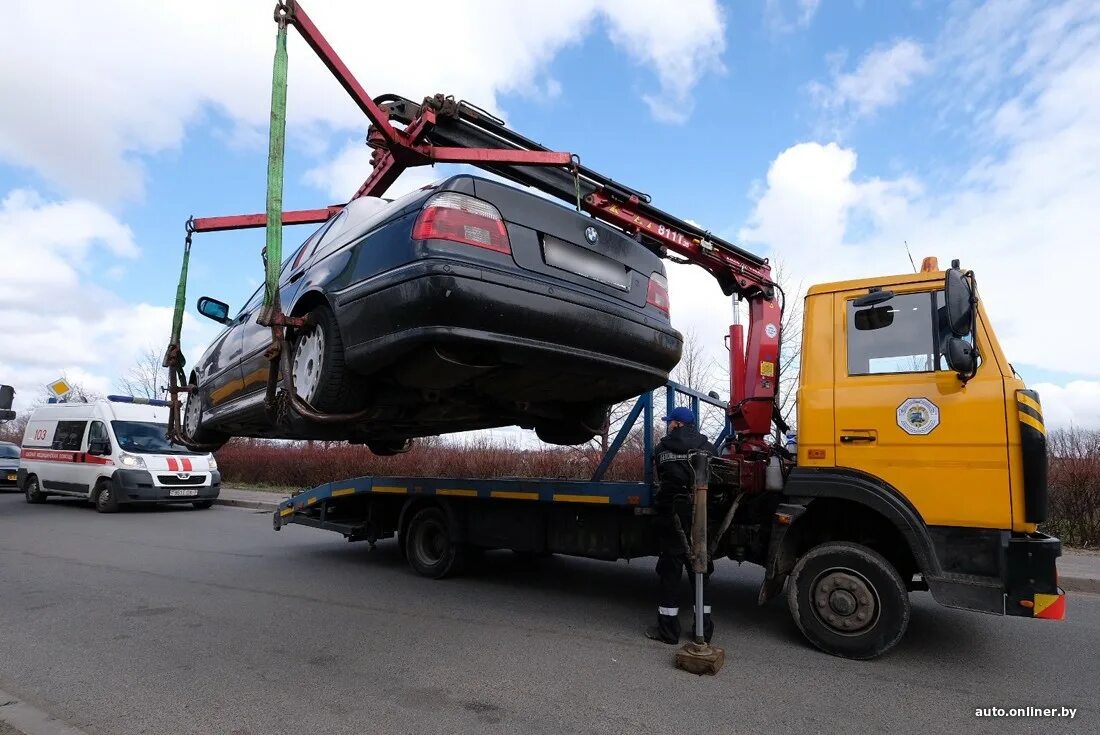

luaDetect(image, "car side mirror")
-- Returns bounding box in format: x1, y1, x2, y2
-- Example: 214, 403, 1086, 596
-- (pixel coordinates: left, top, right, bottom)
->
946, 337, 977, 377
197, 296, 231, 324
944, 265, 974, 337
88, 440, 111, 456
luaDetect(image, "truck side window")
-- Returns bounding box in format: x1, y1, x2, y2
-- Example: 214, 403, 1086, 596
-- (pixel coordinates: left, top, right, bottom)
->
52, 420, 88, 451
847, 291, 946, 375
87, 421, 110, 452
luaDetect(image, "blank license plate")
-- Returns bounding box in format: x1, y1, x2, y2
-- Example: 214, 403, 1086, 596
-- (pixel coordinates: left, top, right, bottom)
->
169, 488, 199, 497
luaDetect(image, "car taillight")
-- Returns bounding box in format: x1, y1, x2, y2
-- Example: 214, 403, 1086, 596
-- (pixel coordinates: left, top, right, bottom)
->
647, 272, 670, 314
412, 192, 511, 254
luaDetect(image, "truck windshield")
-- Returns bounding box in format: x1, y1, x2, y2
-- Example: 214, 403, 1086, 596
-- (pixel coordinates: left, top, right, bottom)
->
110, 421, 202, 455
0, 445, 19, 459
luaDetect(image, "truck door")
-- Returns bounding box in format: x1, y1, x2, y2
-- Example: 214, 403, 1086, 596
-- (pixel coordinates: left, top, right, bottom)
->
832, 285, 1011, 529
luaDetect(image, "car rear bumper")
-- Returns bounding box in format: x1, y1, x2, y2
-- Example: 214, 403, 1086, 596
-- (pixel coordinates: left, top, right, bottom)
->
337, 259, 682, 401
112, 469, 221, 504
1, 467, 18, 488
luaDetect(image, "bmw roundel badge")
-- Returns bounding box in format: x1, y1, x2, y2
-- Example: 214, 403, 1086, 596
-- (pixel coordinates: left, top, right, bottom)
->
585, 226, 599, 244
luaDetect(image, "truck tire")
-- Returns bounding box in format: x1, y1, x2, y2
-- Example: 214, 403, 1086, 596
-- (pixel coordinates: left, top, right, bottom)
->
787, 541, 910, 660
291, 304, 362, 413
404, 506, 466, 579
94, 480, 121, 514
24, 475, 46, 504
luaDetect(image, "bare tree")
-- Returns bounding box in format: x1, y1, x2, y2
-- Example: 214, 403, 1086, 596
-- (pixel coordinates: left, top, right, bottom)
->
117, 348, 168, 400
0, 412, 30, 443
773, 261, 804, 427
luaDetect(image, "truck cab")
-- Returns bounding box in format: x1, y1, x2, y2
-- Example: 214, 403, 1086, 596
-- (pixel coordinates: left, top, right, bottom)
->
768, 261, 1061, 657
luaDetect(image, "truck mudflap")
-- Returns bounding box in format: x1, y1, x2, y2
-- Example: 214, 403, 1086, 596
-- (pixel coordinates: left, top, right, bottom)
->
1005, 532, 1065, 620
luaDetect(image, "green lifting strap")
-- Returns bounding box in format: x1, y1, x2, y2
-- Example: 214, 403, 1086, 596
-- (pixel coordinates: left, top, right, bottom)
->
264, 18, 289, 311
168, 225, 192, 353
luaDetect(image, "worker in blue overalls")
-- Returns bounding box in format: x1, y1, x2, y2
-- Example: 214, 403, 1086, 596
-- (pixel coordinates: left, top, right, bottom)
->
645, 406, 715, 644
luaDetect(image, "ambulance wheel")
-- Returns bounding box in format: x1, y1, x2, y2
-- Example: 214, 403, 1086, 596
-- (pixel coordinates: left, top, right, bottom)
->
405, 507, 466, 579
787, 541, 909, 660
192, 500, 215, 510
94, 480, 121, 514
183, 381, 228, 451
24, 475, 46, 504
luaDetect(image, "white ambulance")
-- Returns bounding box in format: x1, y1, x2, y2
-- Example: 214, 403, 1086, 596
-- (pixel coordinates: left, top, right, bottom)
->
19, 395, 220, 513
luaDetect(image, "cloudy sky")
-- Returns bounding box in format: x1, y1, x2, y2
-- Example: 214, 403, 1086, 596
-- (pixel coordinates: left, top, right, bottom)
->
1, 0, 1097, 429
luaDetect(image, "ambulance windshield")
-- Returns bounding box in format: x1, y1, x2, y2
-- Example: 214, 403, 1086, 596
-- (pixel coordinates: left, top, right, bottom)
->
111, 421, 202, 455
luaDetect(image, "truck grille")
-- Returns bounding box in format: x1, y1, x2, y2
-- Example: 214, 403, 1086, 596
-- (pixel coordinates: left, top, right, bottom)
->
157, 474, 208, 487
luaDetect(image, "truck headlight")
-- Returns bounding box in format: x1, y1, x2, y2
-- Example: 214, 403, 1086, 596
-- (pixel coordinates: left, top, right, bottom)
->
208, 455, 218, 471
119, 452, 146, 469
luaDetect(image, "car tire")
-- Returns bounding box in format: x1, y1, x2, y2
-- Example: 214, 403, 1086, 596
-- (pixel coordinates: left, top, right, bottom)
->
192, 499, 215, 510
183, 381, 229, 451
24, 475, 46, 504
291, 304, 362, 413
404, 506, 467, 579
94, 480, 121, 514
367, 439, 413, 456
787, 541, 910, 660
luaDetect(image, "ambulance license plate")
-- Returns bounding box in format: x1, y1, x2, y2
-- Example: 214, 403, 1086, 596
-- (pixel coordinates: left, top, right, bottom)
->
169, 488, 199, 497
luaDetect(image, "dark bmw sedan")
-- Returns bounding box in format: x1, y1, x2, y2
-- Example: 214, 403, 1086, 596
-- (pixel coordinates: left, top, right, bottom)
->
185, 175, 682, 452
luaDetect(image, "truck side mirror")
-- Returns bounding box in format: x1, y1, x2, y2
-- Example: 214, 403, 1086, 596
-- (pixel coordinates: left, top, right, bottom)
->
197, 296, 231, 325
945, 337, 977, 376
0, 384, 13, 411
944, 266, 974, 337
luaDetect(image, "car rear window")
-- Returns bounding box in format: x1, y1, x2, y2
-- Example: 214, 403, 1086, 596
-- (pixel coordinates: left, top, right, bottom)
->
0, 444, 19, 459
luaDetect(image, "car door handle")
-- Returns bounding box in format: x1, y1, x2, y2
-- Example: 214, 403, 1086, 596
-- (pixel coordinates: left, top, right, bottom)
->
287, 271, 305, 284
840, 434, 876, 443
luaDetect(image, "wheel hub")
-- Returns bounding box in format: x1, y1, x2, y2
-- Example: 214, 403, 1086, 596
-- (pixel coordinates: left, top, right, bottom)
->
184, 393, 201, 435
293, 327, 325, 403
812, 568, 878, 634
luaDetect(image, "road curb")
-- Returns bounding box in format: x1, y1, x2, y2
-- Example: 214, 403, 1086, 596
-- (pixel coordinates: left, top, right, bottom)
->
1060, 575, 1100, 595
0, 687, 88, 735
214, 497, 278, 512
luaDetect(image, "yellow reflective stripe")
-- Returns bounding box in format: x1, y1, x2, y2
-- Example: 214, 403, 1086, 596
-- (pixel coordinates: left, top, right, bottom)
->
1033, 593, 1061, 616
373, 485, 407, 494
1018, 411, 1046, 435
279, 507, 294, 517
437, 488, 477, 497
331, 487, 356, 497
1017, 394, 1042, 414
553, 493, 610, 504
490, 490, 539, 501
307, 497, 318, 505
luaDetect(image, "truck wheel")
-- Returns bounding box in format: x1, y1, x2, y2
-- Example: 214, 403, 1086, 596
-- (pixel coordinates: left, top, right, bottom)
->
404, 507, 465, 579
291, 304, 361, 413
94, 480, 121, 514
24, 475, 46, 504
183, 382, 229, 451
787, 541, 910, 660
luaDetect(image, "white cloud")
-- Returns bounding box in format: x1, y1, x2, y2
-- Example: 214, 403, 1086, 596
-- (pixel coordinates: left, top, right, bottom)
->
1034, 382, 1100, 430
0, 189, 216, 411
0, 0, 726, 204
735, 0, 1100, 427
809, 39, 930, 121
765, 0, 822, 33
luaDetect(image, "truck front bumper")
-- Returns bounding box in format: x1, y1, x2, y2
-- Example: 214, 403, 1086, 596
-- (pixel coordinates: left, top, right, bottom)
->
1004, 532, 1065, 620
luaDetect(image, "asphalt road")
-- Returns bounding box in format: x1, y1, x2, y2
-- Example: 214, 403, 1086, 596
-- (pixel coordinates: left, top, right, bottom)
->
0, 493, 1096, 735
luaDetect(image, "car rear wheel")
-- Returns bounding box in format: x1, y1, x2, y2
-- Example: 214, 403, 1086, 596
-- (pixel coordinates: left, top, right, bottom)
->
291, 304, 361, 413
183, 382, 229, 451
24, 475, 46, 504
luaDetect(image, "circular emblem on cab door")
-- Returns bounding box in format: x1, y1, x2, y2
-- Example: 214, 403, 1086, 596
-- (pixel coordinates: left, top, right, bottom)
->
896, 398, 940, 435
585, 226, 599, 244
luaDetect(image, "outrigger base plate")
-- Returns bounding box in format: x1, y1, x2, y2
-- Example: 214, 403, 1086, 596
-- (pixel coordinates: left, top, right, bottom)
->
674, 642, 726, 676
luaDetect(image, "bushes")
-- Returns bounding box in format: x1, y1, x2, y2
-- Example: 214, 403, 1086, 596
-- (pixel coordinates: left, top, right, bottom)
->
1045, 428, 1100, 548
215, 437, 645, 489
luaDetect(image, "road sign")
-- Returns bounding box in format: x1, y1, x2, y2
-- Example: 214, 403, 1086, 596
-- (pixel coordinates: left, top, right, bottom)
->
46, 378, 72, 400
